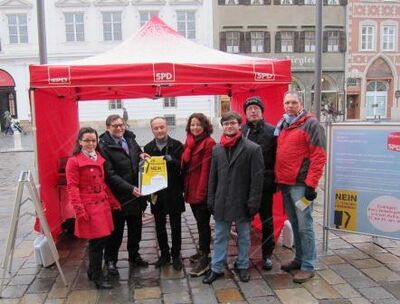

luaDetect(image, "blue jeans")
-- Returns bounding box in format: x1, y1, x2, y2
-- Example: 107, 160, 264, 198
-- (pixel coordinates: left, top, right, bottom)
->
281, 185, 316, 272
211, 219, 251, 273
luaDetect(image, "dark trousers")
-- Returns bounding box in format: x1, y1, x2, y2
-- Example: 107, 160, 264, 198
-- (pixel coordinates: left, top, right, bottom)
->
153, 212, 182, 258
104, 212, 142, 263
88, 236, 109, 279
190, 203, 211, 255
259, 191, 275, 258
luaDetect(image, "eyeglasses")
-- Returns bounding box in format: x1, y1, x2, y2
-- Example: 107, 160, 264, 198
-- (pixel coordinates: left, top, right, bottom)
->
81, 139, 97, 143
110, 123, 125, 128
222, 121, 239, 127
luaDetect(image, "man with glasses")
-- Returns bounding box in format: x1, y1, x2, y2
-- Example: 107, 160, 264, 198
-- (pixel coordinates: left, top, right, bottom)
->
203, 111, 264, 284
99, 114, 149, 276
241, 96, 277, 271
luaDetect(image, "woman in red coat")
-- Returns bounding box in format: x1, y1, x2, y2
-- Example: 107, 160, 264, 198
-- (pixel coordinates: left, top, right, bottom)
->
66, 127, 120, 289
182, 113, 216, 277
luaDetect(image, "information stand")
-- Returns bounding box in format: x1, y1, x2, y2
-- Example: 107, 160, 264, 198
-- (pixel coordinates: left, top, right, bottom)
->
0, 171, 67, 298
323, 123, 400, 251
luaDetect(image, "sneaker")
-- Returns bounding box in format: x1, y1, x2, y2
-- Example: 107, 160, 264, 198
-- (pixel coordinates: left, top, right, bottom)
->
234, 267, 250, 282
293, 270, 315, 283
280, 260, 301, 272
202, 269, 224, 284
155, 255, 170, 268
172, 257, 183, 271
130, 255, 149, 267
189, 255, 210, 277
263, 257, 273, 271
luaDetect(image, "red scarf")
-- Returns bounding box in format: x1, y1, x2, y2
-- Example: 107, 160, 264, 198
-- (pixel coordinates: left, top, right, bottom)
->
220, 132, 242, 148
182, 132, 206, 164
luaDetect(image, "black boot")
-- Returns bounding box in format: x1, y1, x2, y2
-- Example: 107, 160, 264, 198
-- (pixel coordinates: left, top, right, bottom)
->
92, 273, 113, 289
104, 261, 119, 276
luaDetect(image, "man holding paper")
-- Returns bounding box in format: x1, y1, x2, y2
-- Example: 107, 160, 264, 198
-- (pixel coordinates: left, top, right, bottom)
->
144, 117, 185, 271
274, 91, 326, 283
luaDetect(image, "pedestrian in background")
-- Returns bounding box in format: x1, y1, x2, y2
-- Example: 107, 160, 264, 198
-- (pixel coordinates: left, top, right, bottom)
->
274, 91, 326, 283
204, 111, 264, 284
182, 113, 216, 277
144, 117, 185, 271
242, 96, 277, 271
99, 114, 149, 277
122, 107, 130, 128
66, 127, 121, 289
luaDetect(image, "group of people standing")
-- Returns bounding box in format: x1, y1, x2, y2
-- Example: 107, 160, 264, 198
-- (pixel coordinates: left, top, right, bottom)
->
65, 90, 326, 289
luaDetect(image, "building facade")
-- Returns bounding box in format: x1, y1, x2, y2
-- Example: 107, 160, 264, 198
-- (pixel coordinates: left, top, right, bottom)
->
213, 0, 347, 117
346, 0, 400, 121
0, 0, 213, 127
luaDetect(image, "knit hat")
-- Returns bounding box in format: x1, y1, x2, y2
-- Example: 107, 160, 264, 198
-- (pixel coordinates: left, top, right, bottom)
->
243, 96, 264, 113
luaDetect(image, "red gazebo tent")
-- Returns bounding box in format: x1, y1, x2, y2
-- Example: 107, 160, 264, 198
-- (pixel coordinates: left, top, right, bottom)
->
29, 17, 291, 238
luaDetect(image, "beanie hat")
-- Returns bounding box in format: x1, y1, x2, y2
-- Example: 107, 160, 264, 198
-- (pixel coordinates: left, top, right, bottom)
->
243, 96, 264, 113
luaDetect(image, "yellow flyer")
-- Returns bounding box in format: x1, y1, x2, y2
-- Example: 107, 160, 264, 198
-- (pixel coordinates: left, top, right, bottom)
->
139, 156, 168, 195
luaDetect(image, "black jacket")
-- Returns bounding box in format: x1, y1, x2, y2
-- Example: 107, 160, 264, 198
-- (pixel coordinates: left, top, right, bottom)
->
144, 136, 185, 215
99, 130, 147, 215
242, 119, 276, 193
207, 137, 264, 221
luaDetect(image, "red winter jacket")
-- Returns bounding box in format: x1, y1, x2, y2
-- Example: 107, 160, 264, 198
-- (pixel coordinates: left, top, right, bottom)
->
66, 153, 120, 239
275, 113, 326, 189
182, 136, 216, 204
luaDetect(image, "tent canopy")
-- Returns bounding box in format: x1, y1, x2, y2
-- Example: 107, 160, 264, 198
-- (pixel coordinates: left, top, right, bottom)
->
29, 17, 291, 237
30, 17, 290, 101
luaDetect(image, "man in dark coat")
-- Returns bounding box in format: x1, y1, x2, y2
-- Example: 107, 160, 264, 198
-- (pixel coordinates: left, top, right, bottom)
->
99, 114, 149, 276
203, 111, 264, 284
144, 117, 185, 271
241, 96, 277, 270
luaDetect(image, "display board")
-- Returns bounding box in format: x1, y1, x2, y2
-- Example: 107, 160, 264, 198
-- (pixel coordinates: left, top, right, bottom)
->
327, 123, 400, 240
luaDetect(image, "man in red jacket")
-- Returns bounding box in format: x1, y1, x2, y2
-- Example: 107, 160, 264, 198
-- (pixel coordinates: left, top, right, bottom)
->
274, 91, 326, 283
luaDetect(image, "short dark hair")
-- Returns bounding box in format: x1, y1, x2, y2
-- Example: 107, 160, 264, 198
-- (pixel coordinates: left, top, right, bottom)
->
105, 114, 123, 127
185, 113, 213, 136
220, 111, 242, 125
72, 127, 98, 155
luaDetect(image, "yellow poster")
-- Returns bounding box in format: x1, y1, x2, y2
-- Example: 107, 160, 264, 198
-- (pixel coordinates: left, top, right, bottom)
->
139, 156, 168, 195
334, 189, 358, 231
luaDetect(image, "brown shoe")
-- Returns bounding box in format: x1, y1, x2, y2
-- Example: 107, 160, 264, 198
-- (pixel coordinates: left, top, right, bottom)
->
280, 260, 301, 272
293, 270, 315, 283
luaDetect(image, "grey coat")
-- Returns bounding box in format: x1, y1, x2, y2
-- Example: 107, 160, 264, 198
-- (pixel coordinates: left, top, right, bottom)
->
207, 137, 264, 222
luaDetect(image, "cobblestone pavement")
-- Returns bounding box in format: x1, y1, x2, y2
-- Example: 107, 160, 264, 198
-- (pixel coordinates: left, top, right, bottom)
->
0, 131, 400, 304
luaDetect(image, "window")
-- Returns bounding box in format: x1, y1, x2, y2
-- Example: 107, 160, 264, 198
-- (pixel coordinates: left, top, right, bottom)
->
304, 31, 315, 52
361, 25, 374, 51
7, 14, 28, 44
382, 25, 395, 51
109, 99, 122, 110
327, 0, 339, 4
164, 115, 176, 126
226, 32, 240, 53
177, 11, 196, 39
304, 0, 316, 4
251, 0, 263, 4
251, 32, 264, 53
225, 0, 239, 4
280, 0, 293, 4
139, 11, 158, 27
281, 31, 294, 53
64, 12, 84, 42
102, 12, 122, 41
327, 31, 339, 52
163, 97, 177, 108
